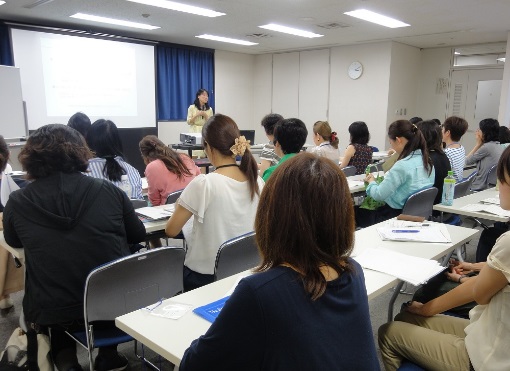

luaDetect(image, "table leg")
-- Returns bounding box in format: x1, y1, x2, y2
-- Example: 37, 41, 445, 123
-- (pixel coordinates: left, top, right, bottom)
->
388, 281, 405, 322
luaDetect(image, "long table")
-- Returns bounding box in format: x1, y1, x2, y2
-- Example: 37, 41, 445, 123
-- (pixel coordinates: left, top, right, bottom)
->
115, 221, 478, 367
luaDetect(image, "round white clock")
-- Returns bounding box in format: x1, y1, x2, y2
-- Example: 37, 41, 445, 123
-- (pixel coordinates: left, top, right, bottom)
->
348, 61, 363, 80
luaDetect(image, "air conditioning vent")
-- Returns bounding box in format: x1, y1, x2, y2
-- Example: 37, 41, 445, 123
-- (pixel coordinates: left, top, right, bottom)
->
316, 22, 351, 30
23, 0, 55, 9
245, 33, 272, 39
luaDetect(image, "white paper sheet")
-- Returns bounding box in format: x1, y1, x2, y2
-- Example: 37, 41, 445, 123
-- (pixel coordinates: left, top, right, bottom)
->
461, 203, 510, 217
136, 206, 173, 220
376, 225, 451, 243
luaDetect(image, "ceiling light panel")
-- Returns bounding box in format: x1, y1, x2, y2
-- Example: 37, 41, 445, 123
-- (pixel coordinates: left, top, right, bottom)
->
127, 0, 225, 17
344, 9, 410, 28
259, 24, 323, 38
196, 34, 258, 46
0, 1, 6, 5
70, 13, 160, 30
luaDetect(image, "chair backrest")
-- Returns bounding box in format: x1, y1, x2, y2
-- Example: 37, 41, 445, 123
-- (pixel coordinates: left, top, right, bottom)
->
454, 176, 474, 199
130, 199, 147, 209
402, 187, 438, 219
166, 189, 184, 204
341, 166, 357, 177
84, 247, 185, 323
486, 164, 497, 188
371, 146, 379, 152
214, 232, 260, 281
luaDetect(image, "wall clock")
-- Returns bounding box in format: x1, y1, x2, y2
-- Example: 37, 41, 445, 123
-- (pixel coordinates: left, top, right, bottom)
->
348, 61, 363, 80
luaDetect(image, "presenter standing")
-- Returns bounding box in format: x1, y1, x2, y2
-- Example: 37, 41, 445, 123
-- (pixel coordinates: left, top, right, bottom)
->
187, 89, 213, 158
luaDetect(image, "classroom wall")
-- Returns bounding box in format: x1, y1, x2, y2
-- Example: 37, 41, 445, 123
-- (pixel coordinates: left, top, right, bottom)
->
498, 32, 510, 126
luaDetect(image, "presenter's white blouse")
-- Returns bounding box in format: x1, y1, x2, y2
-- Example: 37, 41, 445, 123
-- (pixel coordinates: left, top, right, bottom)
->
177, 173, 264, 275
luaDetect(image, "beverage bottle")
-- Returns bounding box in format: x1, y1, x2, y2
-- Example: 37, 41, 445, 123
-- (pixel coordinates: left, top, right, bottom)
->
119, 174, 132, 198
364, 165, 371, 187
441, 170, 455, 206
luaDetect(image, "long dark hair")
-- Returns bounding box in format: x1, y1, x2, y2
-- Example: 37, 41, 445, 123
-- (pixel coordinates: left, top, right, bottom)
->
0, 135, 9, 173
139, 135, 193, 178
388, 120, 433, 175
416, 120, 444, 154
193, 88, 210, 110
202, 114, 259, 200
255, 153, 354, 300
86, 119, 125, 182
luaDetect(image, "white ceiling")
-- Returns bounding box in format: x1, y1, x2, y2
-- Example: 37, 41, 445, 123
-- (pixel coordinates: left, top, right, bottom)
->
0, 0, 509, 55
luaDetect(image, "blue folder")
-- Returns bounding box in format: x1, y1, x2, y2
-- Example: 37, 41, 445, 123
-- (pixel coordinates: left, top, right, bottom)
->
193, 296, 230, 323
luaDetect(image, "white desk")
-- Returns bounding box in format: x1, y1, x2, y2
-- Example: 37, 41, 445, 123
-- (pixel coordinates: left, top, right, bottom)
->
116, 221, 478, 367
433, 188, 507, 223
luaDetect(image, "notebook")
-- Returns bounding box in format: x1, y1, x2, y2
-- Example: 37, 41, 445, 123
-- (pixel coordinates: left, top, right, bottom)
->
193, 296, 230, 323
135, 205, 174, 220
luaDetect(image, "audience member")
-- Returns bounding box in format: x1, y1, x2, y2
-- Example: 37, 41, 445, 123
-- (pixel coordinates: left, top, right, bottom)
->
165, 114, 263, 291
67, 112, 91, 139
409, 116, 423, 125
139, 135, 200, 206
307, 121, 340, 162
180, 153, 380, 370
466, 118, 504, 190
355, 120, 434, 228
262, 118, 307, 182
339, 121, 373, 174
499, 125, 510, 148
416, 120, 451, 206
442, 116, 469, 182
378, 145, 510, 371
3, 124, 146, 371
86, 119, 143, 199
258, 113, 283, 174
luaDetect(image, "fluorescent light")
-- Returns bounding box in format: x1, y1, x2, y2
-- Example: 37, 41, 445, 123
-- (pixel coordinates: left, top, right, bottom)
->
70, 13, 160, 30
497, 57, 506, 62
0, 1, 5, 6
127, 0, 225, 17
259, 24, 323, 38
344, 9, 410, 28
196, 34, 258, 46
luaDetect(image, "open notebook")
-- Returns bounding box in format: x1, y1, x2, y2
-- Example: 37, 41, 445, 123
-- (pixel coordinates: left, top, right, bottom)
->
135, 205, 174, 220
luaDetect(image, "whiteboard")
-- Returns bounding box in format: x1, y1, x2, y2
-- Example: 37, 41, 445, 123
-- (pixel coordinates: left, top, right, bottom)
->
0, 66, 27, 139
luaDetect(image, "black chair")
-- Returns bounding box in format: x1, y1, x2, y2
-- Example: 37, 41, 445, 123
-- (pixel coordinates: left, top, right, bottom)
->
166, 189, 184, 204
130, 199, 147, 209
66, 247, 185, 370
486, 164, 497, 188
341, 166, 357, 177
402, 187, 438, 219
214, 232, 260, 281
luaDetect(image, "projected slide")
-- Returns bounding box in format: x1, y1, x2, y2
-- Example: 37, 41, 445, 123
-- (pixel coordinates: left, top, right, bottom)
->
11, 29, 156, 129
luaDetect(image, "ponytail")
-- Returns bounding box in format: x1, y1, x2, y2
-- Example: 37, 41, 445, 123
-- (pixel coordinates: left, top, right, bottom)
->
103, 156, 125, 181
239, 148, 260, 200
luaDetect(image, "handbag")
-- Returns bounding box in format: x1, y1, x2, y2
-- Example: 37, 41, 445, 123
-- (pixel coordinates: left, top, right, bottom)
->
359, 170, 385, 211
0, 327, 52, 371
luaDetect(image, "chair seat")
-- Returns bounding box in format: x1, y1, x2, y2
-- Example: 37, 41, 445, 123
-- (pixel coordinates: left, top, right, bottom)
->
398, 360, 425, 371
71, 328, 133, 348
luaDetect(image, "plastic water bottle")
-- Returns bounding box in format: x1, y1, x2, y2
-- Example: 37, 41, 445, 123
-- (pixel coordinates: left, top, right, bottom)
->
119, 174, 132, 198
441, 170, 455, 206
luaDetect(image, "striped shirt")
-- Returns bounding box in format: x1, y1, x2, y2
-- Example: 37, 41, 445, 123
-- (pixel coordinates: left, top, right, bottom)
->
86, 156, 143, 199
444, 146, 465, 182
259, 142, 281, 166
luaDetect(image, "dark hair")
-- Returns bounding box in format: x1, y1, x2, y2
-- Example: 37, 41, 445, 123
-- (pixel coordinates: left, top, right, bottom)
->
260, 113, 283, 135
499, 126, 510, 145
388, 120, 433, 174
67, 112, 92, 139
273, 118, 308, 154
19, 124, 92, 179
497, 146, 510, 185
0, 136, 9, 172
416, 120, 444, 153
479, 118, 500, 142
432, 118, 441, 126
348, 121, 370, 145
409, 117, 423, 125
139, 135, 193, 178
202, 114, 259, 199
442, 116, 468, 141
255, 153, 354, 300
86, 119, 125, 182
313, 121, 339, 149
193, 88, 210, 111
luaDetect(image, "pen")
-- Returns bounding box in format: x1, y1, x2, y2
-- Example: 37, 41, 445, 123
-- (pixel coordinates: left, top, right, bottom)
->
392, 230, 420, 233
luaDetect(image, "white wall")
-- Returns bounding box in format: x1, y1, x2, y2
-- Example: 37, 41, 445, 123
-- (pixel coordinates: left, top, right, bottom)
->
498, 32, 510, 126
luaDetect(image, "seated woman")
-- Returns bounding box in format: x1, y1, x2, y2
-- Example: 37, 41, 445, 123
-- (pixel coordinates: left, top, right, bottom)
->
258, 113, 283, 175
179, 153, 380, 370
339, 121, 373, 174
466, 118, 504, 191
86, 119, 143, 199
378, 145, 510, 371
355, 120, 434, 228
3, 124, 146, 371
165, 114, 264, 291
499, 125, 510, 148
139, 135, 200, 206
307, 120, 340, 163
416, 120, 451, 206
442, 116, 469, 182
67, 112, 91, 140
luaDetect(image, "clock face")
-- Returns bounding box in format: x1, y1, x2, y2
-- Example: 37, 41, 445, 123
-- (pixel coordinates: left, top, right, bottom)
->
348, 61, 363, 80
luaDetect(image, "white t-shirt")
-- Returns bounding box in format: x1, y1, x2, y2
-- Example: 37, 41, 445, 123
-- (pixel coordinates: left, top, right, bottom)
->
177, 173, 264, 275
465, 231, 510, 370
307, 142, 340, 164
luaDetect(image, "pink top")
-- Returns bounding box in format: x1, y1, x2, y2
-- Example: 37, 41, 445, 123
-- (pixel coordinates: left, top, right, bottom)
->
145, 156, 201, 206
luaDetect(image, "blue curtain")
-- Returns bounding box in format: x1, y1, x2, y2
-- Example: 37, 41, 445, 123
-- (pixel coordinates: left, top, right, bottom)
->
0, 23, 13, 66
157, 44, 214, 121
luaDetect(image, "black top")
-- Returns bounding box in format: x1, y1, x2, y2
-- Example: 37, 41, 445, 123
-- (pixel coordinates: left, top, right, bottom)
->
180, 261, 380, 371
430, 150, 452, 207
3, 172, 146, 325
